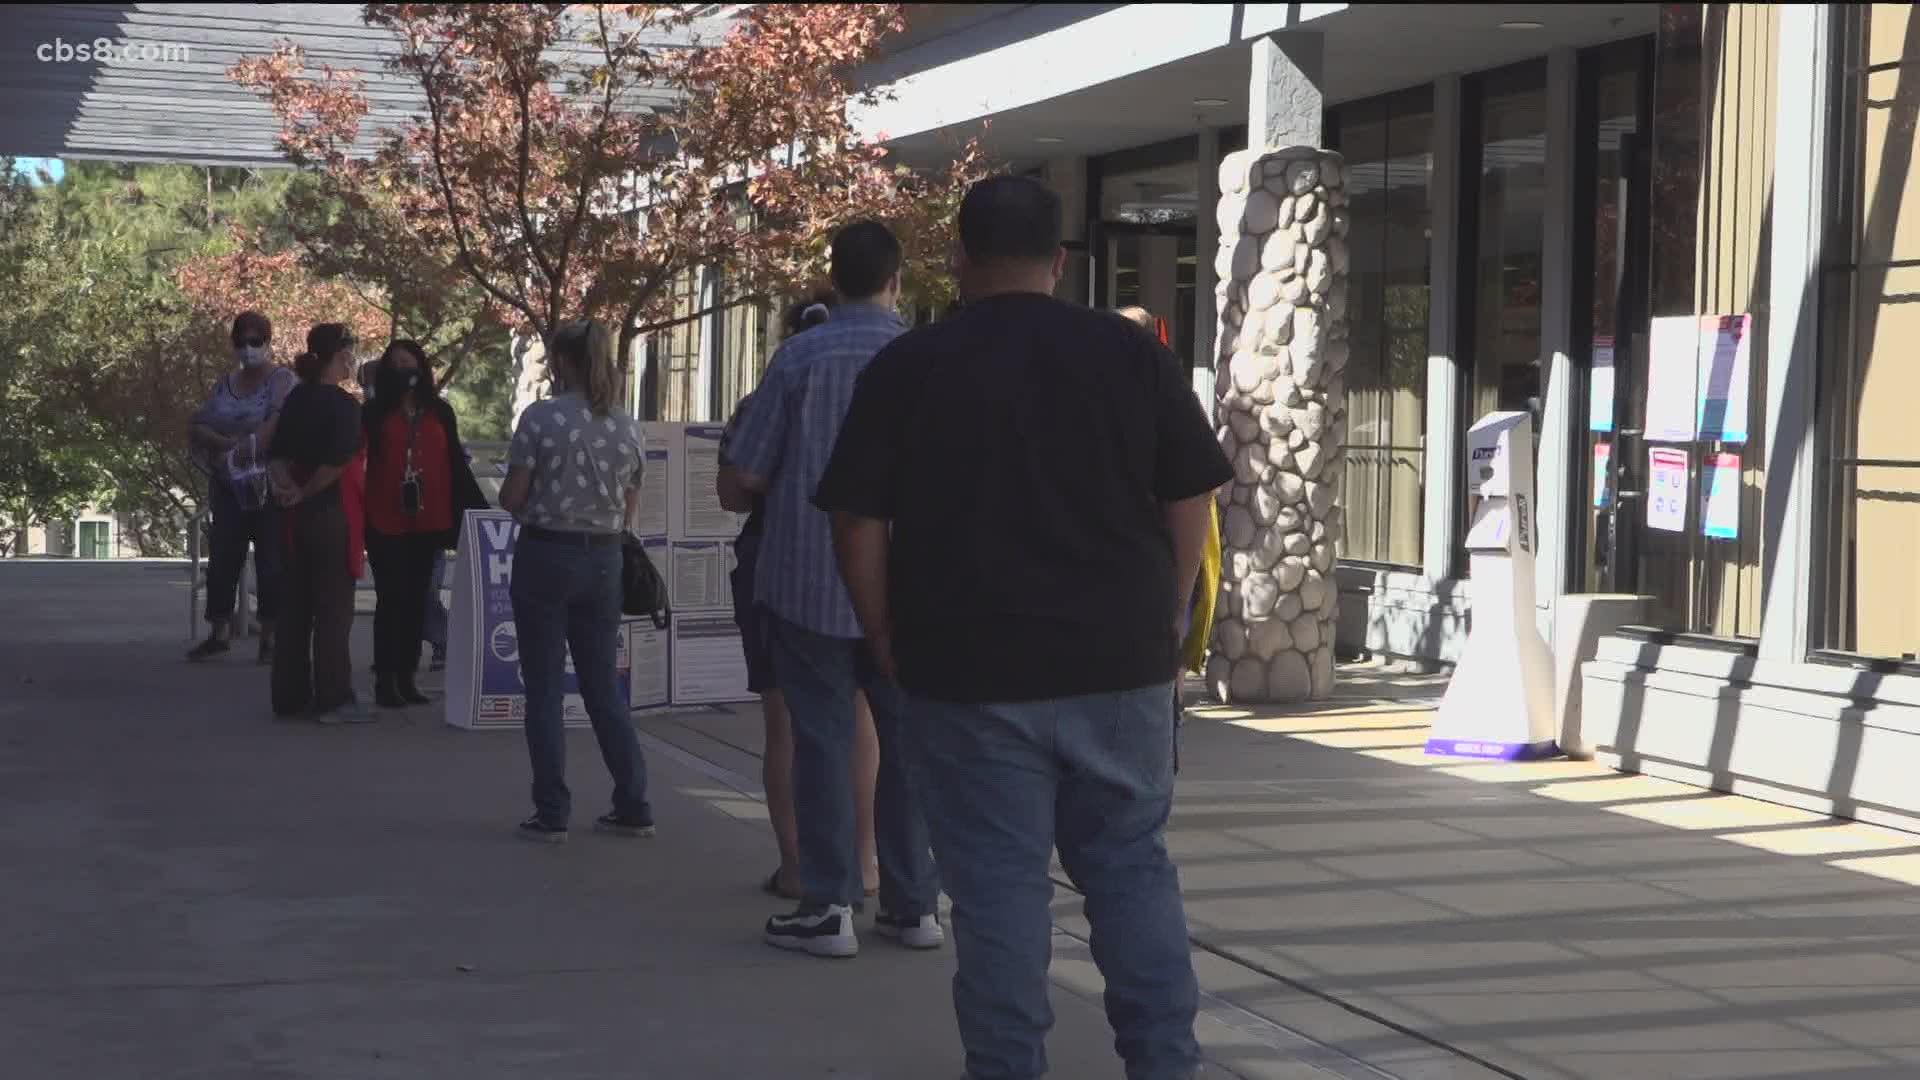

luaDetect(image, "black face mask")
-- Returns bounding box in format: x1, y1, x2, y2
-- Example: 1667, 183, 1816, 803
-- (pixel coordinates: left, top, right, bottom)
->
376, 365, 421, 402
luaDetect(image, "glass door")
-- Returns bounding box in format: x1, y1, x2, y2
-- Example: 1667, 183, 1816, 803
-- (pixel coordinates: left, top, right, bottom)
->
77, 520, 111, 560
1091, 221, 1198, 367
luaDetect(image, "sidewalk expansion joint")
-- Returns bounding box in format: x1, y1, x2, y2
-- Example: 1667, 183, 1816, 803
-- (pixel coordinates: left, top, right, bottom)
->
636, 723, 1464, 1080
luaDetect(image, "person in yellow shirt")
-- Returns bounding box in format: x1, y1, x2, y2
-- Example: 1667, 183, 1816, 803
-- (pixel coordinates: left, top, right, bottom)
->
1116, 307, 1223, 772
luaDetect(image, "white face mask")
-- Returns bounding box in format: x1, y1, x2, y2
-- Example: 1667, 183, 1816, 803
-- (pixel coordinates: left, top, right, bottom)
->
235, 344, 271, 368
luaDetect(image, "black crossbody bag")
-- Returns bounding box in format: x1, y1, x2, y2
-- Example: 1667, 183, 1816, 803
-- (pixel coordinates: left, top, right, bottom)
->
621, 535, 671, 629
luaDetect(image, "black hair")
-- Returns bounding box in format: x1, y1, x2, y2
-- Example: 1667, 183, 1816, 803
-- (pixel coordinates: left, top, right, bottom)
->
782, 291, 836, 338
828, 220, 903, 299
231, 310, 272, 346
379, 340, 437, 395
295, 323, 355, 382
958, 175, 1063, 263
363, 339, 445, 460
293, 320, 355, 380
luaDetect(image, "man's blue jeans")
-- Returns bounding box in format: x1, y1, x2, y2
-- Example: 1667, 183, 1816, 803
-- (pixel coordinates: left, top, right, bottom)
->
510, 536, 649, 825
766, 613, 938, 916
906, 682, 1201, 1080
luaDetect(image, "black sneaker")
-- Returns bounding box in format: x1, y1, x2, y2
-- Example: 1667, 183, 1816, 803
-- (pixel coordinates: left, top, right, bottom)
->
186, 636, 230, 662
256, 639, 274, 666
873, 911, 945, 950
765, 905, 857, 958
430, 647, 447, 672
593, 812, 655, 838
517, 815, 568, 844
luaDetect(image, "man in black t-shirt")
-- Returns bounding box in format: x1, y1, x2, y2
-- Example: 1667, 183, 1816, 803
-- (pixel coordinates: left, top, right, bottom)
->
814, 175, 1231, 1080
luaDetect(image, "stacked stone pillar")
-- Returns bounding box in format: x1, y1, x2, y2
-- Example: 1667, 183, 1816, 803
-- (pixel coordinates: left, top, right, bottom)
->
1205, 146, 1349, 704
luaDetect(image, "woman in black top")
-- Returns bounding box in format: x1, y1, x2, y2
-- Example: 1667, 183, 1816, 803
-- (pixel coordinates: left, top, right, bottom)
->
268, 323, 369, 723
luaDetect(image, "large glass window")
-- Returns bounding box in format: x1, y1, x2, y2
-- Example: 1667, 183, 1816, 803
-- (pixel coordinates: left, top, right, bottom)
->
648, 269, 703, 422
1623, 4, 1774, 639
1576, 41, 1654, 596
1463, 63, 1550, 431
1329, 88, 1433, 567
1456, 62, 1548, 572
1823, 3, 1920, 660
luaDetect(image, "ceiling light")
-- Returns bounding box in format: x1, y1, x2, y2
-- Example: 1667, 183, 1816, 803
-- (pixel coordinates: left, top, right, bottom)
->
1192, 98, 1230, 108
1499, 20, 1544, 30
1034, 135, 1065, 144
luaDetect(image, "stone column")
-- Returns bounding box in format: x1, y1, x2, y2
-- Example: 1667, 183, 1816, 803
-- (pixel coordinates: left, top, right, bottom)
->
510, 330, 551, 428
1205, 145, 1350, 704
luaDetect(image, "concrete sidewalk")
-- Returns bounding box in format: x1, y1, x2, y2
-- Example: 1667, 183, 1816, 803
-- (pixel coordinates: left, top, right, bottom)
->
0, 561, 1350, 1080
645, 668, 1920, 1080
15, 561, 1920, 1079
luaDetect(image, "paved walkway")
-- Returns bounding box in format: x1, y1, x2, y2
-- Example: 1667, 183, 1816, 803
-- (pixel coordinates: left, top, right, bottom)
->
10, 561, 1920, 1079
0, 562, 1340, 1079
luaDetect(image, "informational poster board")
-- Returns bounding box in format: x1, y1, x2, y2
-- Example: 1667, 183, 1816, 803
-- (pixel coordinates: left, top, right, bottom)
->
445, 511, 631, 731
679, 425, 745, 539
638, 423, 683, 539
1589, 336, 1616, 433
1647, 448, 1691, 533
1703, 452, 1742, 540
671, 541, 737, 610
670, 611, 754, 704
451, 422, 762, 723
1696, 315, 1752, 444
1645, 317, 1700, 443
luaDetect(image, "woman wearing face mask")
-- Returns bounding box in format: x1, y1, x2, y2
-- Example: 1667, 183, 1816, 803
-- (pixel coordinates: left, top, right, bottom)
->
268, 324, 371, 723
187, 311, 298, 664
361, 340, 488, 709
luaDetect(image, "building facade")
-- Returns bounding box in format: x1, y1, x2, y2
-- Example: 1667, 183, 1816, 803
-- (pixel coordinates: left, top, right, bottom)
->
750, 2, 1916, 831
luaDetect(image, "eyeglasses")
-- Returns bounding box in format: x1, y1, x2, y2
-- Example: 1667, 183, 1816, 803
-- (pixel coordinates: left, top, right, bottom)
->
238, 337, 268, 348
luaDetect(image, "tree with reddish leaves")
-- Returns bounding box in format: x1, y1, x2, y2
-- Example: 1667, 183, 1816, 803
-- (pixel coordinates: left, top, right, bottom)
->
173, 227, 392, 366
233, 3, 991, 412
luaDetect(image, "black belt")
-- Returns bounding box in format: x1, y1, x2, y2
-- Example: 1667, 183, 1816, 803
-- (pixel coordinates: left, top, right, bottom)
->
521, 524, 623, 549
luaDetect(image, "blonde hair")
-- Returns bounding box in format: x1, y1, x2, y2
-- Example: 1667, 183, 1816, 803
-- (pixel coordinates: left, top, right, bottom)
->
549, 319, 619, 416
1115, 306, 1155, 332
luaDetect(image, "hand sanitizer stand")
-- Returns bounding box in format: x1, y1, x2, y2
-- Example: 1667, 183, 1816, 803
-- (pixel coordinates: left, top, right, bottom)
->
1426, 412, 1558, 760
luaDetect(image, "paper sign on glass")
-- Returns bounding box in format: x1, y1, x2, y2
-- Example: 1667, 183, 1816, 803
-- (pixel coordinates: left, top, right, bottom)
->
1696, 315, 1752, 444
1703, 452, 1741, 540
1645, 317, 1700, 443
1647, 447, 1690, 533
1593, 442, 1612, 509
1590, 337, 1616, 433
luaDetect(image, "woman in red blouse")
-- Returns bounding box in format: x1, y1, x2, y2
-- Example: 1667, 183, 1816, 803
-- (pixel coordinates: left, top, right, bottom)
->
361, 340, 488, 709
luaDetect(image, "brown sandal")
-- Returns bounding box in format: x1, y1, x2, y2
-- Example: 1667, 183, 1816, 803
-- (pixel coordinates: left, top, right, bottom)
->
762, 868, 802, 900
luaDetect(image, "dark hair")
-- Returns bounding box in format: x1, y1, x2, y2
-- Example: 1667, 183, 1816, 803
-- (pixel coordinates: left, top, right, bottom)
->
363, 339, 443, 459
380, 340, 437, 394
959, 175, 1063, 263
829, 220, 903, 299
231, 310, 272, 345
782, 291, 835, 338
294, 323, 355, 382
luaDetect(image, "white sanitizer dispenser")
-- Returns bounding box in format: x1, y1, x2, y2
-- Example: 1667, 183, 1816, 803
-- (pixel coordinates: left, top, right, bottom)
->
1426, 411, 1558, 760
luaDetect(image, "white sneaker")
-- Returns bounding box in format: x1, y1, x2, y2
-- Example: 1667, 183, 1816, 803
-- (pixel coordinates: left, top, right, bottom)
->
765, 905, 858, 958
873, 911, 945, 950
